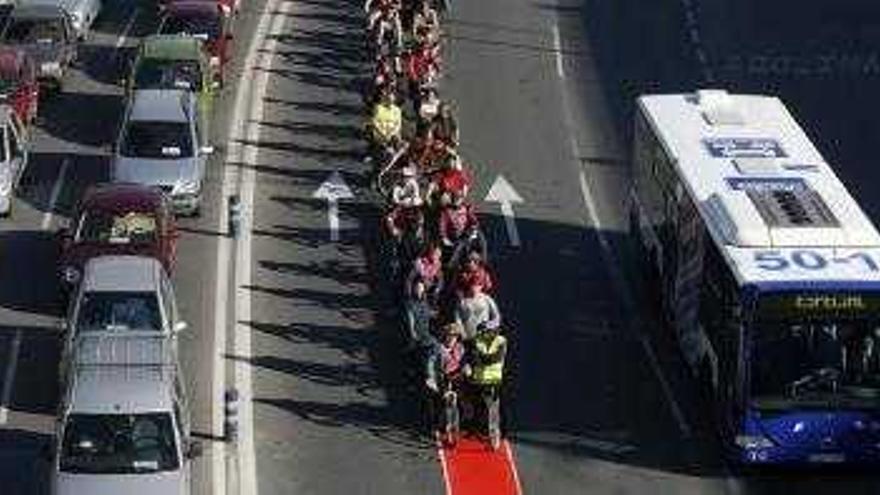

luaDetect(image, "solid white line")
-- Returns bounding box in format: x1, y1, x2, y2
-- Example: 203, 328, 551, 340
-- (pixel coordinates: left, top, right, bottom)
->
577, 171, 692, 437
227, 0, 291, 493
0, 329, 23, 425
434, 433, 454, 495
41, 157, 69, 231
115, 9, 139, 51
502, 440, 523, 495
551, 23, 564, 79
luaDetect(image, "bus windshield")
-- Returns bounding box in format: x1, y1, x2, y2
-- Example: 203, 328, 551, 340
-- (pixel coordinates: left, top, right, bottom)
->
751, 292, 880, 410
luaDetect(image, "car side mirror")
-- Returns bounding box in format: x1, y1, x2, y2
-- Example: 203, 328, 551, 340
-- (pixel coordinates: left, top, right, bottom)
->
186, 440, 203, 459
200, 145, 214, 155
174, 321, 188, 333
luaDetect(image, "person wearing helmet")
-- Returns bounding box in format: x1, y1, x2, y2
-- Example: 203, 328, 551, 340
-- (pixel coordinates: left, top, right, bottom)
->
466, 320, 506, 449
390, 165, 423, 207
455, 283, 500, 340
404, 280, 437, 350
425, 321, 466, 393
453, 251, 494, 297
406, 243, 444, 302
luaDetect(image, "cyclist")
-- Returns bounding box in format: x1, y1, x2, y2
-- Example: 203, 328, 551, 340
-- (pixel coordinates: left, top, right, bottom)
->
405, 38, 441, 91
467, 321, 507, 449
384, 204, 427, 275
406, 243, 444, 302
431, 101, 459, 148
411, 0, 440, 45
404, 280, 437, 351
389, 165, 423, 207
426, 321, 466, 393
438, 190, 486, 266
367, 89, 403, 162
426, 154, 470, 205
453, 251, 494, 297
455, 282, 500, 340
366, 0, 403, 52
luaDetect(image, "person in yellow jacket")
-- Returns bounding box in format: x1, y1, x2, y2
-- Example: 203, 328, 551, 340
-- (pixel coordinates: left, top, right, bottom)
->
466, 321, 506, 449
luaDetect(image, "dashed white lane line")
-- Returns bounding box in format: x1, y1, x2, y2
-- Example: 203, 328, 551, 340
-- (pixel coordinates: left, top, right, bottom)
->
115, 8, 139, 51
435, 434, 454, 495
0, 329, 22, 425
41, 157, 69, 232
551, 23, 564, 78
503, 439, 524, 495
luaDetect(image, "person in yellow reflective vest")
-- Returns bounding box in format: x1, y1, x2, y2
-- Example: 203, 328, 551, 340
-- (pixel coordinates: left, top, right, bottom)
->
470, 322, 506, 386
466, 321, 506, 449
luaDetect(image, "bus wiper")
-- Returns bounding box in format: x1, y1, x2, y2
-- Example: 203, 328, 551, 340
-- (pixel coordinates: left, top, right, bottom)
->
788, 367, 841, 397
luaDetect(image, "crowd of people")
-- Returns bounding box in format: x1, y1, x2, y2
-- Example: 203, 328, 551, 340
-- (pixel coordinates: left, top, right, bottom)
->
362, 0, 508, 449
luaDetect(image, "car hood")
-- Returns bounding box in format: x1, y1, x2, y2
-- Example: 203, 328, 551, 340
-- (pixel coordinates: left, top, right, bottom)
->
113, 155, 200, 188
56, 469, 186, 495
18, 42, 63, 65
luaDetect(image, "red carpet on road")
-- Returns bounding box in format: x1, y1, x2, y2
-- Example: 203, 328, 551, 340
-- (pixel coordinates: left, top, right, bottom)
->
440, 437, 521, 495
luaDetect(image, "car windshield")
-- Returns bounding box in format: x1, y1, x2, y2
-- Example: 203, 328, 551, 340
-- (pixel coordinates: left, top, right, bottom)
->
60, 413, 179, 474
121, 121, 193, 159
160, 12, 220, 41
77, 291, 162, 331
76, 210, 159, 245
751, 293, 880, 410
4, 18, 64, 44
135, 59, 202, 91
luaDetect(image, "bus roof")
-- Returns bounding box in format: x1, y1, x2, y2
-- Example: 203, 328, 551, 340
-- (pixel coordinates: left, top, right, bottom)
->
638, 90, 880, 286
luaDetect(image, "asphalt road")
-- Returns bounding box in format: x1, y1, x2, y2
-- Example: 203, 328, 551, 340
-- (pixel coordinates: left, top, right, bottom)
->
0, 0, 879, 494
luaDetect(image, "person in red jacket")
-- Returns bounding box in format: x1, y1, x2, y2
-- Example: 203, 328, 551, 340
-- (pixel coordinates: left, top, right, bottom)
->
453, 251, 494, 297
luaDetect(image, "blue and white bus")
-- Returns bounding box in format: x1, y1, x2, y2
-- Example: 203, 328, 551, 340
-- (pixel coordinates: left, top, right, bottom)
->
630, 89, 880, 464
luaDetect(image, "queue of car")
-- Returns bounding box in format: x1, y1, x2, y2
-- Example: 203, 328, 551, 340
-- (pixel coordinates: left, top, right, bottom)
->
0, 0, 239, 491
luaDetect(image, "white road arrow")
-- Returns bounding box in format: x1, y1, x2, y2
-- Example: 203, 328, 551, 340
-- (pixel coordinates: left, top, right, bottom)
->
485, 175, 524, 247
313, 171, 354, 242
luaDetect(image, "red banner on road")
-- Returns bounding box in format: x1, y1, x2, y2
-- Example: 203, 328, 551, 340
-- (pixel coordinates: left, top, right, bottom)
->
439, 436, 521, 495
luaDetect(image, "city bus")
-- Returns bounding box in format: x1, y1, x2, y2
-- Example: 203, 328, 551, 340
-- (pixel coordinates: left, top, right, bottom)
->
629, 89, 880, 464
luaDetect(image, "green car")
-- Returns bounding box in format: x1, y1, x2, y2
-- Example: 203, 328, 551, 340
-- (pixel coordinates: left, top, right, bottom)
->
125, 34, 216, 129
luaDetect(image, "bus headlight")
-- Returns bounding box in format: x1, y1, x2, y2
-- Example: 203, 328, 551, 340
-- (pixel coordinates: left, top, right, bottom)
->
735, 435, 773, 449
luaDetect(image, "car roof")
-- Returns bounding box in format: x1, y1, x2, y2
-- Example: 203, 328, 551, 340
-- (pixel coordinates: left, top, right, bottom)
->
140, 34, 204, 61
9, 3, 66, 19
81, 255, 163, 293
128, 89, 190, 123
67, 333, 175, 414
81, 183, 166, 214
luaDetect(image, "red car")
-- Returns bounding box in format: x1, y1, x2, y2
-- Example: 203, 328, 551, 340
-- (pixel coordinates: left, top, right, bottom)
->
0, 47, 38, 126
159, 1, 233, 85
57, 183, 178, 288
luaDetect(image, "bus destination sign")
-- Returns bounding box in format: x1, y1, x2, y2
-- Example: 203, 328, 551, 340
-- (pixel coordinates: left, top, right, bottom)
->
759, 292, 880, 320
703, 137, 788, 158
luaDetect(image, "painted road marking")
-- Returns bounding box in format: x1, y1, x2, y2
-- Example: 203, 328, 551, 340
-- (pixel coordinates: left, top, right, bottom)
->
551, 23, 564, 78
551, 15, 693, 438
223, 0, 292, 491
441, 436, 521, 495
0, 330, 22, 425
41, 157, 69, 231
484, 175, 523, 248
312, 171, 354, 242
115, 8, 139, 52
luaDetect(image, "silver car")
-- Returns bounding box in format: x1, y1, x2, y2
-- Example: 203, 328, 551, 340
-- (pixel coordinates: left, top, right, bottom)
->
22, 0, 102, 40
112, 89, 212, 216
51, 331, 199, 495
0, 105, 29, 215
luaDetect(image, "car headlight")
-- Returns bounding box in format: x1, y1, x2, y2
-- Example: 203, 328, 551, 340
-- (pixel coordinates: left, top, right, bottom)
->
62, 265, 81, 284
174, 179, 200, 195
734, 435, 773, 449
41, 61, 61, 75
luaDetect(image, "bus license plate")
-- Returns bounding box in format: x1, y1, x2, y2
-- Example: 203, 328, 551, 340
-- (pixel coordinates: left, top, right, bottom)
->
808, 453, 844, 463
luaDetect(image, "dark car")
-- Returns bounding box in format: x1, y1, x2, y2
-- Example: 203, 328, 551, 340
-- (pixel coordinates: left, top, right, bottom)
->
0, 47, 38, 125
158, 1, 232, 85
0, 4, 77, 92
57, 183, 178, 289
